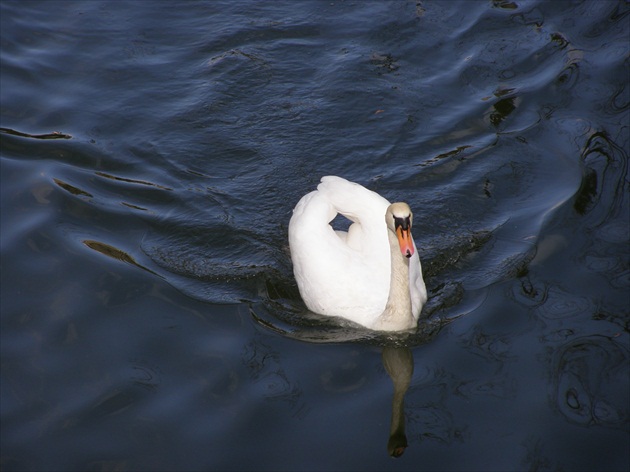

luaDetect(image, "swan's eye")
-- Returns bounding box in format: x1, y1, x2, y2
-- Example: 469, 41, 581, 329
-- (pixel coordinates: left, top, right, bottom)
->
393, 215, 411, 230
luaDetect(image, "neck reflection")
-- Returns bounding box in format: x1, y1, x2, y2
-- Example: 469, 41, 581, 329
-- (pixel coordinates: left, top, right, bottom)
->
382, 346, 414, 457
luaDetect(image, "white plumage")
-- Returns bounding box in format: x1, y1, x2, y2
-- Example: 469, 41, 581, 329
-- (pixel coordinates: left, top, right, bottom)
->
288, 176, 427, 331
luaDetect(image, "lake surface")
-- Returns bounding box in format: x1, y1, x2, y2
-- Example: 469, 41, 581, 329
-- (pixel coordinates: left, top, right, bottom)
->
1, 1, 628, 470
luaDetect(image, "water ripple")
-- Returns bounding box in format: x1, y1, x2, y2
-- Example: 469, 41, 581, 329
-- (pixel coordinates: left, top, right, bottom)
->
551, 335, 629, 430
536, 286, 592, 320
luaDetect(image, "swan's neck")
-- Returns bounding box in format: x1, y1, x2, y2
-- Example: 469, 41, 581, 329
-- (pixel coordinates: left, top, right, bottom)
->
373, 229, 414, 331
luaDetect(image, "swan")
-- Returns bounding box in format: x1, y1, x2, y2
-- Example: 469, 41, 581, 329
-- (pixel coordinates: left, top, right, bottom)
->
288, 176, 427, 331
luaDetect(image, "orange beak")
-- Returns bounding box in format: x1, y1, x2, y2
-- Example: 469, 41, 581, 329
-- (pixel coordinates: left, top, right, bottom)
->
396, 226, 414, 258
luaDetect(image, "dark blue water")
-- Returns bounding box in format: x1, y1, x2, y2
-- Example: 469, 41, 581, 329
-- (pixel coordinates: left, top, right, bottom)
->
1, 1, 628, 470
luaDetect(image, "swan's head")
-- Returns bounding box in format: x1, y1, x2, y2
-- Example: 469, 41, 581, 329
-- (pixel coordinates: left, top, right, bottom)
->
386, 202, 414, 259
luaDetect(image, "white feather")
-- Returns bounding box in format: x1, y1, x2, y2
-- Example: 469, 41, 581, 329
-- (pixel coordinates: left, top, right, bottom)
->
288, 176, 427, 330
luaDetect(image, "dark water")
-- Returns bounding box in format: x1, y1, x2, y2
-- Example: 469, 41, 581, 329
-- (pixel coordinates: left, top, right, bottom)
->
1, 1, 628, 470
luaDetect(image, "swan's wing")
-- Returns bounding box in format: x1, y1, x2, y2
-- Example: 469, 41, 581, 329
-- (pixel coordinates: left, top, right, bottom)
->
318, 176, 390, 224
317, 176, 391, 252
288, 179, 391, 321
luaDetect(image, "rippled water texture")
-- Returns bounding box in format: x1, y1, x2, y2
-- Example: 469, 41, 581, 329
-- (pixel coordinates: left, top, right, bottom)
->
1, 1, 628, 470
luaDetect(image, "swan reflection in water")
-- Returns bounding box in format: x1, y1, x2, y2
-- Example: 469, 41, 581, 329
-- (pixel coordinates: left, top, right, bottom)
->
382, 346, 414, 457
251, 299, 446, 457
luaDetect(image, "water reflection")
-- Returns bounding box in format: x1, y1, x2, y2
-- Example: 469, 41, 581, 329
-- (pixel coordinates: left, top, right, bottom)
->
551, 335, 629, 430
0, 126, 72, 140
488, 96, 518, 128
242, 336, 310, 420
250, 300, 447, 456
53, 178, 93, 198
382, 346, 413, 457
83, 239, 158, 276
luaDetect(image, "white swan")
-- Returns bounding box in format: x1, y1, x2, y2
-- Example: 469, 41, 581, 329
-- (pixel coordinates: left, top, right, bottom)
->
288, 176, 427, 331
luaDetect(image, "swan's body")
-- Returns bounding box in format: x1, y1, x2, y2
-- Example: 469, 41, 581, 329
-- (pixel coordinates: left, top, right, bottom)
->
288, 176, 427, 331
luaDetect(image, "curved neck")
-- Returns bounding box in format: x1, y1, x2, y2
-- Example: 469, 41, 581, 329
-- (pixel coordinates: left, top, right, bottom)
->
373, 229, 414, 331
